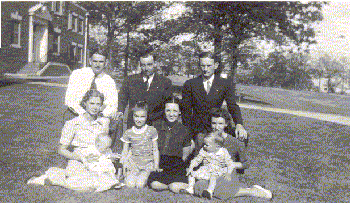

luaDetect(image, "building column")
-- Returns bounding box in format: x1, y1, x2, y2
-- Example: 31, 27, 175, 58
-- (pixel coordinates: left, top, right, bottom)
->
83, 12, 89, 67
28, 14, 34, 62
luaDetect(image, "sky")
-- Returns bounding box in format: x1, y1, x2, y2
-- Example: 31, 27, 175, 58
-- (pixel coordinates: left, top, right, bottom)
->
310, 1, 350, 60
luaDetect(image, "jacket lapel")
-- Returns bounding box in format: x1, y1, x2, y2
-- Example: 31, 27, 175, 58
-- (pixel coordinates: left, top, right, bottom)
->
207, 75, 219, 97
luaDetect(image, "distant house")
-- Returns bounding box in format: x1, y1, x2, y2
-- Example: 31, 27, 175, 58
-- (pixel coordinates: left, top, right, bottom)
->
312, 76, 350, 94
0, 1, 90, 76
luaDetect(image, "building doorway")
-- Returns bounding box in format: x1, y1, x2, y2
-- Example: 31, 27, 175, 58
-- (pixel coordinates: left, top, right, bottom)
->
33, 24, 48, 63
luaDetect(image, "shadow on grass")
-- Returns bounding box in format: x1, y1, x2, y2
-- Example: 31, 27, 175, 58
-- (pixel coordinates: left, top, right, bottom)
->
240, 97, 271, 106
0, 80, 25, 88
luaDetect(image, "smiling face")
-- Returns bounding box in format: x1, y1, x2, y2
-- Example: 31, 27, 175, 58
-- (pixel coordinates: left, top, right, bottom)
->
199, 57, 217, 79
90, 53, 106, 74
211, 117, 228, 134
140, 55, 155, 77
84, 96, 103, 116
133, 109, 147, 127
165, 103, 180, 123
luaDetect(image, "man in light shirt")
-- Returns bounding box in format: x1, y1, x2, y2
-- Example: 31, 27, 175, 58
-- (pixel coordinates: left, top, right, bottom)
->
65, 50, 122, 147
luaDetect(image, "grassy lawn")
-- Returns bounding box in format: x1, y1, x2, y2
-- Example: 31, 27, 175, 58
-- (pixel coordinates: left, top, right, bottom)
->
0, 83, 350, 202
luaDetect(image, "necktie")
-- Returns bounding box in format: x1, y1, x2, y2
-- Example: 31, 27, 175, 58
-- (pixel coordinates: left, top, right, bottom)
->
144, 76, 149, 91
90, 74, 98, 90
206, 80, 212, 94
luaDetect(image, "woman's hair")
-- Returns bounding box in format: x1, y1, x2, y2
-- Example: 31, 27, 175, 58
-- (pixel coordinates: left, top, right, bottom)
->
164, 94, 183, 111
204, 132, 224, 147
132, 100, 149, 114
210, 108, 232, 123
80, 89, 105, 110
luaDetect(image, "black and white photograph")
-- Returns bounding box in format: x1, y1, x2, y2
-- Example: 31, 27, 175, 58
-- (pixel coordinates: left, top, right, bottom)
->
0, 1, 349, 202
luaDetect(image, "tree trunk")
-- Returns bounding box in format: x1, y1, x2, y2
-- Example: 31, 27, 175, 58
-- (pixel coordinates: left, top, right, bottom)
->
213, 24, 223, 75
124, 25, 130, 78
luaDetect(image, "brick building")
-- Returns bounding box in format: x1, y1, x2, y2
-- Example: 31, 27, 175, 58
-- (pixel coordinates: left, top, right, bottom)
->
0, 1, 90, 76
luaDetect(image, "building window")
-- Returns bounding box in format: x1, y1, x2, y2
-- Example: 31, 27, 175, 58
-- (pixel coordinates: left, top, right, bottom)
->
52, 1, 63, 15
52, 34, 60, 55
68, 13, 72, 29
74, 17, 78, 32
80, 18, 84, 35
11, 20, 21, 48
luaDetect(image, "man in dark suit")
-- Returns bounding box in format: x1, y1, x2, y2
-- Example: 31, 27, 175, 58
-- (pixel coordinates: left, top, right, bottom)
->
118, 53, 172, 129
182, 52, 247, 140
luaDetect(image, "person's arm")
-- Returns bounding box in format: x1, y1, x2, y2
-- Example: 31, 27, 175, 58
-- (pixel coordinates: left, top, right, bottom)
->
224, 79, 248, 139
65, 70, 86, 115
120, 142, 130, 165
148, 78, 172, 123
58, 145, 82, 161
101, 77, 121, 120
181, 80, 193, 129
57, 120, 82, 161
153, 140, 161, 171
187, 149, 204, 175
182, 127, 194, 161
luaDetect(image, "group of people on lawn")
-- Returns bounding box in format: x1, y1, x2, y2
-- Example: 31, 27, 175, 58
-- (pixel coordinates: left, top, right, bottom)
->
27, 49, 272, 200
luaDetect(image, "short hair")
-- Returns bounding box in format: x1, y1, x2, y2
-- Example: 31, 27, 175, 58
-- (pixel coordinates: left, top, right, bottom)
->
132, 100, 149, 114
198, 51, 218, 62
210, 108, 232, 123
90, 48, 107, 59
204, 132, 224, 147
80, 89, 105, 110
164, 94, 183, 112
139, 52, 155, 61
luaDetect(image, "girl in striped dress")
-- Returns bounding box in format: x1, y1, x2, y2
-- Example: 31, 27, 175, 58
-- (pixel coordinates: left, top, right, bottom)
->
181, 132, 241, 199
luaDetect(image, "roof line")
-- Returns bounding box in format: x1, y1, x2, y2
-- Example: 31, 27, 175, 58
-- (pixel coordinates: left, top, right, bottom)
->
71, 2, 87, 12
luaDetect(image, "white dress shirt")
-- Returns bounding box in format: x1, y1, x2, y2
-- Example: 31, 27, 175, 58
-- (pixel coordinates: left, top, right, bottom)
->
203, 74, 215, 94
65, 67, 119, 117
143, 73, 155, 91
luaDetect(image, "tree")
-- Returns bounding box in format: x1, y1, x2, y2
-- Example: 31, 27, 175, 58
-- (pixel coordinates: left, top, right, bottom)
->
78, 2, 167, 77
170, 1, 326, 77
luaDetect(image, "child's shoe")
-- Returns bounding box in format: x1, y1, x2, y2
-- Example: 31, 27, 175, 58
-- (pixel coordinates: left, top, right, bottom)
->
27, 175, 48, 185
202, 189, 213, 200
114, 182, 125, 189
252, 185, 273, 199
179, 187, 194, 195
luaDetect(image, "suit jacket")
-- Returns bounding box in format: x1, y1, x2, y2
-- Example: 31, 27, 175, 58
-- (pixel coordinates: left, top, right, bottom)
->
182, 74, 243, 135
118, 73, 172, 128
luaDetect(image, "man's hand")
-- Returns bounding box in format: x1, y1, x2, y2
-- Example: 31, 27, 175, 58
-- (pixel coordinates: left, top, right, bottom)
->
235, 124, 248, 141
109, 111, 123, 120
186, 168, 193, 176
152, 167, 163, 172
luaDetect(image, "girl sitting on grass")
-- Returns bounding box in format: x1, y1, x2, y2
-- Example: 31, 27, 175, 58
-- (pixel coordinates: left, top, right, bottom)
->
120, 101, 162, 188
180, 132, 240, 200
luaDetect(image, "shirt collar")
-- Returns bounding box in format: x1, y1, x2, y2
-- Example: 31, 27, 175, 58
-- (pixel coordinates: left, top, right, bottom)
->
203, 74, 215, 84
77, 114, 104, 126
144, 73, 155, 83
132, 124, 149, 134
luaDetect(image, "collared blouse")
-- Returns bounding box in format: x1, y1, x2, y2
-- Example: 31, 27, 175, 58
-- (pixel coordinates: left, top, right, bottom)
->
153, 119, 192, 158
60, 115, 109, 148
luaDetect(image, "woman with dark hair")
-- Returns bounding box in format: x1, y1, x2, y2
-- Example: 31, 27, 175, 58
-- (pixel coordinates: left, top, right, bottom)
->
147, 95, 194, 191
169, 107, 272, 200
